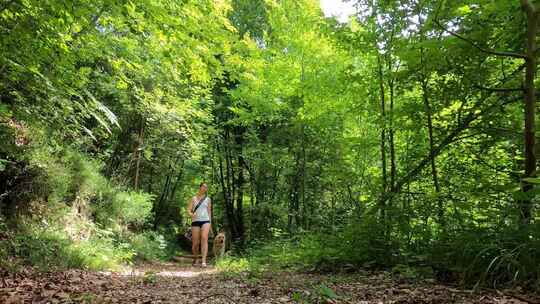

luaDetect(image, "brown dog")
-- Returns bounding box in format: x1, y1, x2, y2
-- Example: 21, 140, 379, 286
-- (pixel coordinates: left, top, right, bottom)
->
173, 231, 226, 263
212, 232, 226, 257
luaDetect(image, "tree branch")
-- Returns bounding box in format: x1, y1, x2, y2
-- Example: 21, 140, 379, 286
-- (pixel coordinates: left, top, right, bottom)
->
382, 96, 520, 203
472, 84, 523, 92
433, 20, 527, 59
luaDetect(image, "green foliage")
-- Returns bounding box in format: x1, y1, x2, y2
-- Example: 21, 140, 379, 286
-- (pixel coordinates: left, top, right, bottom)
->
289, 283, 342, 304
0, 146, 164, 271
27, 148, 108, 205
249, 202, 286, 239
94, 191, 154, 230
129, 231, 167, 261
217, 235, 341, 276
216, 255, 250, 274
3, 221, 133, 271
316, 284, 339, 300
221, 219, 540, 289
429, 227, 540, 288
143, 271, 158, 284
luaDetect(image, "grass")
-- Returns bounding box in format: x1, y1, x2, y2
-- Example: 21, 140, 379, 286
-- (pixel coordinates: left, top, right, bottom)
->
215, 236, 340, 279
0, 203, 169, 273
0, 220, 177, 272
0, 221, 134, 272
215, 224, 540, 292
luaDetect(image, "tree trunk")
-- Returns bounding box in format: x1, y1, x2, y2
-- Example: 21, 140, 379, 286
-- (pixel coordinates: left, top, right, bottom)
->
153, 155, 181, 228
167, 163, 184, 205
218, 140, 237, 238
225, 130, 236, 207
420, 47, 443, 226
300, 124, 306, 229
288, 153, 301, 233
389, 79, 396, 193
519, 0, 538, 226
134, 117, 145, 191
386, 54, 397, 194
377, 54, 388, 223
234, 127, 246, 246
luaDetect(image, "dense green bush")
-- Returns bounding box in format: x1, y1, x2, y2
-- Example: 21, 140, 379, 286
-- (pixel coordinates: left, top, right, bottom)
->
429, 225, 540, 288
25, 147, 108, 206
220, 218, 540, 290
27, 148, 154, 231
1, 221, 134, 271
92, 189, 154, 233
110, 191, 154, 228
129, 231, 168, 261
249, 202, 286, 239
0, 147, 166, 272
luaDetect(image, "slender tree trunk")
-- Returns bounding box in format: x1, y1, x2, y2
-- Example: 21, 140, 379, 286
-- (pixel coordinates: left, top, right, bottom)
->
153, 174, 170, 228
218, 140, 237, 237
270, 167, 281, 203
420, 48, 442, 226
134, 117, 145, 191
234, 127, 246, 245
377, 54, 388, 223
298, 57, 307, 230
289, 150, 303, 233
167, 162, 184, 204
153, 155, 181, 228
387, 59, 397, 239
300, 125, 306, 229
246, 163, 256, 229
405, 135, 412, 244
389, 78, 396, 193
225, 131, 236, 209
386, 54, 398, 194
520, 0, 538, 226
235, 158, 245, 244
148, 161, 154, 194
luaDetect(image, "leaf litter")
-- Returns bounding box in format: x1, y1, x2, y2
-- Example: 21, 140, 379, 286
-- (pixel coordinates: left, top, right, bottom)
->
1, 262, 539, 303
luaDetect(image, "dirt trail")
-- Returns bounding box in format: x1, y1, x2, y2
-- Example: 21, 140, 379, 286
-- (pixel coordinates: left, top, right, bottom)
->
1, 261, 538, 303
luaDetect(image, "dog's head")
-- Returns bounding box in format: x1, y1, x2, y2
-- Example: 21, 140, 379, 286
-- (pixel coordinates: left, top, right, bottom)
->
214, 232, 225, 244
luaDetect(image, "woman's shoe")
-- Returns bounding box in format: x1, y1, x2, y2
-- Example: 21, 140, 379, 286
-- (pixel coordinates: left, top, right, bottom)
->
201, 262, 207, 268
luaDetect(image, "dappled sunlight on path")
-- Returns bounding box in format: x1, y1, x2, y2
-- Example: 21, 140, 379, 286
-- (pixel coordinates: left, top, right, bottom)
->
101, 261, 218, 278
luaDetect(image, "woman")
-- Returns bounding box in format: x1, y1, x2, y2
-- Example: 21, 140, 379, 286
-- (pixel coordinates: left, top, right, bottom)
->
187, 182, 212, 267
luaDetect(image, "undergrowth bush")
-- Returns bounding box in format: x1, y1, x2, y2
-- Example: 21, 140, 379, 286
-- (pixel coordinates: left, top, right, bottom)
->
26, 147, 154, 230
430, 225, 540, 289
0, 147, 166, 272
129, 231, 167, 261
109, 191, 154, 228
217, 217, 397, 276
27, 148, 107, 206
219, 219, 540, 290
2, 221, 134, 271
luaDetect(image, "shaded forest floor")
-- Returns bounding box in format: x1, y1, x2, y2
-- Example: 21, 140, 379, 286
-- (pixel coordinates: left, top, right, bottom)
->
1, 261, 539, 304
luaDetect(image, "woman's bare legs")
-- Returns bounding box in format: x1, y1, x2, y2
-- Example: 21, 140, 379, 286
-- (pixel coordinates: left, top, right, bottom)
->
200, 223, 211, 265
191, 226, 201, 265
